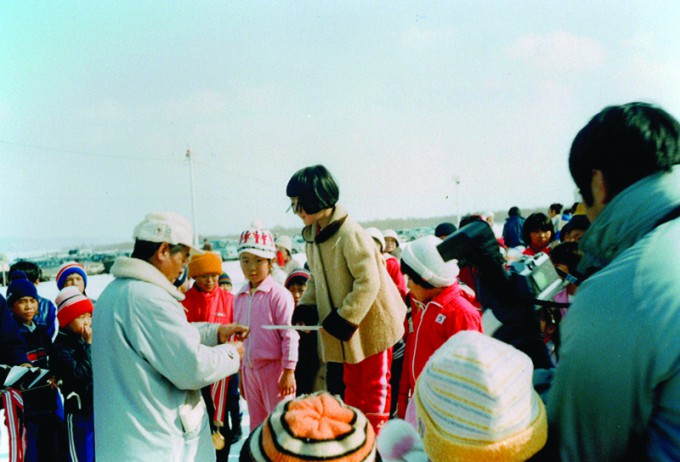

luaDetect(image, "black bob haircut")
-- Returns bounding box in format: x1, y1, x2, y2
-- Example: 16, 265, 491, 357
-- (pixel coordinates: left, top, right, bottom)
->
569, 102, 680, 205
286, 165, 339, 215
522, 212, 555, 247
400, 259, 435, 290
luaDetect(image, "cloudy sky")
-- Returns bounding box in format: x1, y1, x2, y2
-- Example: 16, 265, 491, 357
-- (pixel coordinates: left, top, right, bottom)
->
2, 2, 680, 252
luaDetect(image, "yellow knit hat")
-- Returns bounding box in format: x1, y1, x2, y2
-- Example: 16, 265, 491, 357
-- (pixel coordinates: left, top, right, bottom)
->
414, 331, 547, 462
187, 252, 222, 278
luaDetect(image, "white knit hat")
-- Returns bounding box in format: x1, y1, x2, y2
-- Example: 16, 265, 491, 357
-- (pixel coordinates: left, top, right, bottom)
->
237, 227, 276, 259
275, 235, 293, 254
383, 229, 400, 246
365, 227, 385, 252
133, 212, 201, 253
415, 331, 547, 462
401, 235, 459, 287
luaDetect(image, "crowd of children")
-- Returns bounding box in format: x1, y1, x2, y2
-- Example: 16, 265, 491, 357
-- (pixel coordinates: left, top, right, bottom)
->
0, 193, 591, 462
3, 103, 678, 462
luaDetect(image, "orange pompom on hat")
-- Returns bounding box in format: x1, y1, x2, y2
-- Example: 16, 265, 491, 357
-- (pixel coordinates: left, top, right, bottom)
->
187, 252, 223, 278
241, 392, 378, 461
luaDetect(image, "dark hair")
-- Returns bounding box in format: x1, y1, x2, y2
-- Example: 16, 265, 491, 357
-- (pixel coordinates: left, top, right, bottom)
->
549, 241, 583, 274
459, 214, 484, 229
434, 222, 457, 238
549, 203, 563, 213
561, 215, 590, 237
400, 260, 435, 289
522, 213, 555, 247
508, 206, 521, 217
131, 240, 187, 262
9, 261, 41, 282
286, 165, 339, 214
570, 102, 680, 205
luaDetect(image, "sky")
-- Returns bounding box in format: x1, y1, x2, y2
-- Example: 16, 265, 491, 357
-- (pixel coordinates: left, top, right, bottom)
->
2, 1, 680, 253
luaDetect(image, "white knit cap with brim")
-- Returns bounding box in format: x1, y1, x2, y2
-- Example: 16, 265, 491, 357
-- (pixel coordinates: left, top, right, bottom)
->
414, 331, 547, 462
237, 227, 277, 259
383, 229, 400, 246
366, 227, 386, 252
275, 235, 293, 254
401, 235, 459, 287
133, 212, 202, 253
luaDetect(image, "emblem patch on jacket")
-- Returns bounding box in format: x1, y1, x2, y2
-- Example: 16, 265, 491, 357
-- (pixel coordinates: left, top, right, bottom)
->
435, 314, 446, 324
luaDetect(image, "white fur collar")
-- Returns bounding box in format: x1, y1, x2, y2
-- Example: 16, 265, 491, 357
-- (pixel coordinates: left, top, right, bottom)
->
110, 256, 185, 301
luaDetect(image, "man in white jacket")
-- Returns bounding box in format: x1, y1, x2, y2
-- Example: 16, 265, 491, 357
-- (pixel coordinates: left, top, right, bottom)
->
93, 212, 249, 461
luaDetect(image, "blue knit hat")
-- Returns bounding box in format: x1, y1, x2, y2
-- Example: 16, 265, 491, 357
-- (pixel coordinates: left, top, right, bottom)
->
56, 261, 88, 290
6, 271, 38, 306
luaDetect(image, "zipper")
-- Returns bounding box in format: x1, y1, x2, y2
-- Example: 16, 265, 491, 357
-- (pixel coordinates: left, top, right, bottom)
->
246, 292, 253, 368
411, 301, 427, 386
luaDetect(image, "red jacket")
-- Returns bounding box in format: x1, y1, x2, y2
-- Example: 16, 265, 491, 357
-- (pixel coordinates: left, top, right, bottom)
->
385, 255, 407, 300
182, 286, 234, 325
397, 283, 482, 418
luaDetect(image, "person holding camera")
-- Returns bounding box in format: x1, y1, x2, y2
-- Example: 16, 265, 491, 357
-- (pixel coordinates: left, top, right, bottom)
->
548, 102, 680, 460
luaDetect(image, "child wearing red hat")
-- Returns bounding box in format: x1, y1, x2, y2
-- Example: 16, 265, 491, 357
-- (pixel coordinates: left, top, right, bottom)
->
52, 286, 95, 462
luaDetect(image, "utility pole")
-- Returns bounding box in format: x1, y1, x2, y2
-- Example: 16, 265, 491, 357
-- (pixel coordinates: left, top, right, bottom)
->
186, 148, 199, 248
454, 175, 461, 227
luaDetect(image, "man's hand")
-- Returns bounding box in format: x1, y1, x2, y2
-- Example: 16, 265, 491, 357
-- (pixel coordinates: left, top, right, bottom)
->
218, 324, 250, 344
279, 368, 296, 397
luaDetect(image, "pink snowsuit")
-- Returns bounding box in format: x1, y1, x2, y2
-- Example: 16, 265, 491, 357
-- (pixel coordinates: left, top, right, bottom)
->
233, 275, 298, 430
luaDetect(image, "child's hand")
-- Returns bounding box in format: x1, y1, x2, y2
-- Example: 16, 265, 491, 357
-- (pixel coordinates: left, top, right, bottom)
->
279, 368, 296, 397
228, 340, 245, 360
218, 324, 250, 343
81, 325, 93, 344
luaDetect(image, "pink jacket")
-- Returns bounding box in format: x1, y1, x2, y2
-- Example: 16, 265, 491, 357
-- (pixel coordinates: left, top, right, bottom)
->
233, 275, 298, 370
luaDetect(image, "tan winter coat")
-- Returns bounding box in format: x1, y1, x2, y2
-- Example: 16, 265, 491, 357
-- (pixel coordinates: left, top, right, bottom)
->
297, 206, 406, 364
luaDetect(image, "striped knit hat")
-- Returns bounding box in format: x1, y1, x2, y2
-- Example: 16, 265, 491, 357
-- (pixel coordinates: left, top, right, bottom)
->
414, 331, 547, 462
284, 268, 310, 289
56, 261, 88, 290
219, 273, 231, 285
241, 392, 377, 462
55, 286, 94, 328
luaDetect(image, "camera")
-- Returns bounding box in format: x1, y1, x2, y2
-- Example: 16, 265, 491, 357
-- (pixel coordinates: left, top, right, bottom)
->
437, 220, 561, 369
437, 220, 566, 305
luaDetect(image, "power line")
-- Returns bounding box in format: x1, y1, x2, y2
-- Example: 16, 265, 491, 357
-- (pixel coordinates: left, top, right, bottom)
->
0, 139, 182, 162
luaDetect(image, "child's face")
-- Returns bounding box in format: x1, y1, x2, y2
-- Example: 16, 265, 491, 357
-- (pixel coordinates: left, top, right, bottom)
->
290, 197, 322, 227
12, 296, 38, 324
64, 273, 86, 293
530, 229, 551, 251
219, 282, 233, 292
239, 252, 271, 288
384, 238, 397, 253
407, 278, 440, 304
67, 312, 92, 337
276, 246, 291, 262
287, 282, 307, 305
194, 273, 220, 292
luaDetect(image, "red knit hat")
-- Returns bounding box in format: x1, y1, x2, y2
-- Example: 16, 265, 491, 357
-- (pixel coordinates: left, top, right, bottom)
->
55, 286, 94, 328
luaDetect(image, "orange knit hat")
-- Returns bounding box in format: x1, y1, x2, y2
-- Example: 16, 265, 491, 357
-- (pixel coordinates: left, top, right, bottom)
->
242, 392, 377, 461
187, 252, 222, 278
